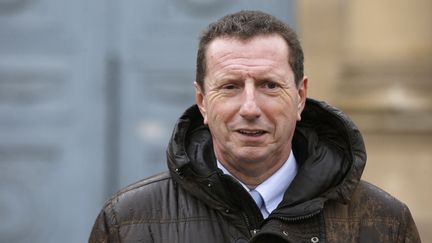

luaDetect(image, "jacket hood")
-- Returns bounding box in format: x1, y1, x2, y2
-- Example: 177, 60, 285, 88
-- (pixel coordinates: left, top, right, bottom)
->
166, 98, 366, 219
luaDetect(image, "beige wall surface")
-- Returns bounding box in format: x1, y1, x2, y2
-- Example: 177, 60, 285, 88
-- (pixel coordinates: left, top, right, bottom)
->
298, 0, 432, 241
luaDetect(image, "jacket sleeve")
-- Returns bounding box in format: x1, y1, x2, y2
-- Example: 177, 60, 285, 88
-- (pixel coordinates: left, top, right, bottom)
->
401, 204, 422, 243
88, 203, 120, 243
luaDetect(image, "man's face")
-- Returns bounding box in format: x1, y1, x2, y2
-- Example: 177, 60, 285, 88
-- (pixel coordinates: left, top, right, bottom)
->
195, 34, 307, 174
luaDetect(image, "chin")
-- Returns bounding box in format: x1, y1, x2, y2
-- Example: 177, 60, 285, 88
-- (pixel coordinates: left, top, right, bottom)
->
234, 151, 268, 164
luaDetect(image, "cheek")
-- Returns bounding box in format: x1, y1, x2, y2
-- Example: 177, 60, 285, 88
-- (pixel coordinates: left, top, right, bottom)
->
264, 96, 298, 132
209, 107, 231, 126
265, 94, 296, 114
206, 103, 237, 132
207, 94, 237, 118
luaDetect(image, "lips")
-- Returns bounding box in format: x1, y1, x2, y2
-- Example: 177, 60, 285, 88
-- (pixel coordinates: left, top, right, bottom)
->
237, 129, 266, 136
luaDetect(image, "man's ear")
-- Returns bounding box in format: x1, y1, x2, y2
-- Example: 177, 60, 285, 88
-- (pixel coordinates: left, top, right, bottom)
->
297, 77, 308, 121
194, 81, 208, 124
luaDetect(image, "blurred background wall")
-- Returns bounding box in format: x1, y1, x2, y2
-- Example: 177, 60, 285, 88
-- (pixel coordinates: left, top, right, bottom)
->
0, 0, 430, 242
298, 0, 432, 241
0, 1, 296, 242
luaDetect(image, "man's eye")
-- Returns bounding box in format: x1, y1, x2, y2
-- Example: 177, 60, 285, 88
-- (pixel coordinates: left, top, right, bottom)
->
264, 82, 278, 89
222, 84, 237, 90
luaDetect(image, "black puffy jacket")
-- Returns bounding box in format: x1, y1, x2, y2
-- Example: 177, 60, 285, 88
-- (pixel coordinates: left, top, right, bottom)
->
89, 99, 421, 243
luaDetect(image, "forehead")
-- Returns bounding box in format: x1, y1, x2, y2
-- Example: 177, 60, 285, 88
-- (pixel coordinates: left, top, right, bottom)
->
206, 34, 288, 57
204, 34, 291, 80
206, 34, 289, 65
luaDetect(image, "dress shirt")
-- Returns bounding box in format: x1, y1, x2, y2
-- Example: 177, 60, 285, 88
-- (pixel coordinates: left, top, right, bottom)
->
217, 150, 298, 218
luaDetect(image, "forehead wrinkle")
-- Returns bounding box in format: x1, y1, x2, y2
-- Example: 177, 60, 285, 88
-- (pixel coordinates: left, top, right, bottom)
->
212, 62, 290, 84
209, 49, 285, 66
209, 56, 283, 75
207, 35, 289, 62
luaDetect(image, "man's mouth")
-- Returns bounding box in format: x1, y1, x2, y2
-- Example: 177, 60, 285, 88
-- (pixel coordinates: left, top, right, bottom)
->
237, 129, 266, 136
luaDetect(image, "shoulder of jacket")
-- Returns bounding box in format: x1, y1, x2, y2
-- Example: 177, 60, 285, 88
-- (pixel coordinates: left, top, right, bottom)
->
351, 180, 410, 217
325, 180, 410, 219
324, 181, 421, 242
355, 180, 401, 203
118, 171, 172, 195
103, 171, 173, 210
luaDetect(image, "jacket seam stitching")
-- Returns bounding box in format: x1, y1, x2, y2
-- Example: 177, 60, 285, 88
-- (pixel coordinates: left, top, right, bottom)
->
327, 217, 399, 223
118, 217, 220, 227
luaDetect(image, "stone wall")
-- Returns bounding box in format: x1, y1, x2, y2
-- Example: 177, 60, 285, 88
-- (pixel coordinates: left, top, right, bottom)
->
298, 0, 432, 241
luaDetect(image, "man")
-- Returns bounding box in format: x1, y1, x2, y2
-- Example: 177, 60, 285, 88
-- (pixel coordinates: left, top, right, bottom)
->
89, 10, 421, 243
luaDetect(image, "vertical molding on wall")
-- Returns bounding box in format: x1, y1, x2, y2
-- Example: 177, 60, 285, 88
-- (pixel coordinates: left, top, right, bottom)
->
104, 53, 121, 197
334, 0, 432, 133
296, 0, 348, 103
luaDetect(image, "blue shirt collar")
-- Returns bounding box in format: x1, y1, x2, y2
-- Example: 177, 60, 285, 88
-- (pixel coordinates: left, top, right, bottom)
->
217, 151, 298, 218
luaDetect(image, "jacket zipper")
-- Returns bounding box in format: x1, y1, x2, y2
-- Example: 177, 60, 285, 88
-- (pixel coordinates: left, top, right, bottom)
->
242, 209, 322, 238
267, 208, 322, 223
242, 212, 261, 236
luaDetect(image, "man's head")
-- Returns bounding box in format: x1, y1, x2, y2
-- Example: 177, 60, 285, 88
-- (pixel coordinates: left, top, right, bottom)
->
194, 10, 307, 186
196, 10, 304, 93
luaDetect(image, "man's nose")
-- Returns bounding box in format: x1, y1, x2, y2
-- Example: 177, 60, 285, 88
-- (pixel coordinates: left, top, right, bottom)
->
239, 85, 261, 120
